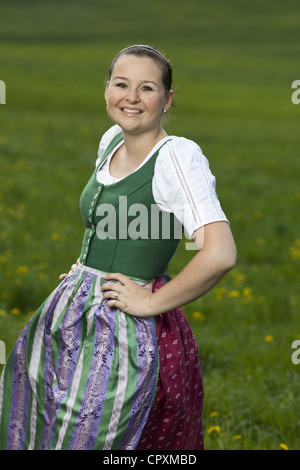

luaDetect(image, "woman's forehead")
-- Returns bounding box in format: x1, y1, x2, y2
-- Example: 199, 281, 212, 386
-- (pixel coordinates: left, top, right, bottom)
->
111, 54, 163, 80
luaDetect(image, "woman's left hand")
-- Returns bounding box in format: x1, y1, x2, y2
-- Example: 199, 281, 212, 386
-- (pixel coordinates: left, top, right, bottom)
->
100, 273, 155, 317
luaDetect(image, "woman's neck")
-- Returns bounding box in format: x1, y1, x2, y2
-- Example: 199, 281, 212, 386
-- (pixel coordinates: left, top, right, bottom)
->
121, 127, 168, 162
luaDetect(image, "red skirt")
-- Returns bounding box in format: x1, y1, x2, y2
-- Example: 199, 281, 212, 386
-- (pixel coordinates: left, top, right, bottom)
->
137, 275, 204, 450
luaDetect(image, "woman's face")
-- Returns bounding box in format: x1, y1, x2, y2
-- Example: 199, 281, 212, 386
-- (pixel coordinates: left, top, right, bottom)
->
105, 54, 173, 136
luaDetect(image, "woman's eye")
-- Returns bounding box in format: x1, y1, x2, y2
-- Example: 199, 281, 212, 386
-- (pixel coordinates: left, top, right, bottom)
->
116, 82, 127, 88
141, 85, 153, 91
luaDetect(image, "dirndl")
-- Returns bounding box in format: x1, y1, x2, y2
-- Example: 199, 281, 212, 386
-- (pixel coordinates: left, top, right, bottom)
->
0, 263, 204, 450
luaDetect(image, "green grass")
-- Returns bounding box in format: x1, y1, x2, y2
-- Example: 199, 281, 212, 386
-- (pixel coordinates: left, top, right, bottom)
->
1, 0, 300, 450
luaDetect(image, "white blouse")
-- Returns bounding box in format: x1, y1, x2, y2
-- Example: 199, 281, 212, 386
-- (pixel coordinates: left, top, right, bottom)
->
95, 125, 228, 240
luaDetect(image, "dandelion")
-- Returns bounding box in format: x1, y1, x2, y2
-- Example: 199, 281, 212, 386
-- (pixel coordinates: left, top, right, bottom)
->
51, 232, 60, 241
214, 287, 226, 300
279, 443, 288, 450
192, 311, 205, 320
242, 287, 252, 297
16, 265, 29, 276
207, 426, 221, 434
228, 290, 240, 298
233, 435, 242, 441
242, 287, 254, 304
233, 272, 246, 282
209, 411, 218, 418
264, 335, 273, 342
290, 246, 300, 260
0, 309, 7, 317
10, 308, 21, 315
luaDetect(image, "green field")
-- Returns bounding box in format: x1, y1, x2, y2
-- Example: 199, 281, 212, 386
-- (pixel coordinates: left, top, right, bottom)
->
0, 0, 300, 450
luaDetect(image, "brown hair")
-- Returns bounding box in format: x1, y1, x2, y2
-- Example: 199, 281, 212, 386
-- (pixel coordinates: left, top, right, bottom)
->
108, 45, 173, 94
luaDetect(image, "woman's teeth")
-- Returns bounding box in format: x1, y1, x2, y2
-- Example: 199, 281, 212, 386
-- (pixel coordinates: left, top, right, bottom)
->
122, 108, 141, 114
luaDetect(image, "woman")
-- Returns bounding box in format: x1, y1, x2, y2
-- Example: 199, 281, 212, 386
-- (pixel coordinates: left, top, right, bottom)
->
0, 45, 236, 450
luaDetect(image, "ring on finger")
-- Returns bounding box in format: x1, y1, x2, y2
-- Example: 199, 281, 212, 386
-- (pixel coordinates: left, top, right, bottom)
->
114, 291, 120, 300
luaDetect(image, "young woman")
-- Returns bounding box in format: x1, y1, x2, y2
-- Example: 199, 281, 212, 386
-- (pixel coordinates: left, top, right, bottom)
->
0, 45, 236, 450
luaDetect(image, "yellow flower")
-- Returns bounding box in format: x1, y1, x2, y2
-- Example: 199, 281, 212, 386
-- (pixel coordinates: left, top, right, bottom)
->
290, 246, 300, 260
16, 265, 29, 276
228, 290, 240, 298
0, 309, 7, 317
51, 232, 60, 241
215, 287, 226, 295
242, 287, 252, 297
231, 271, 246, 287
233, 435, 242, 440
279, 443, 288, 450
214, 287, 226, 300
242, 287, 254, 304
264, 335, 273, 342
192, 311, 205, 320
10, 307, 21, 315
234, 272, 246, 282
207, 426, 221, 434
209, 411, 218, 418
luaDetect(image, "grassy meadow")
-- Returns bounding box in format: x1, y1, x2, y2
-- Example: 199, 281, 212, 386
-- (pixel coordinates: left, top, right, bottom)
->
0, 0, 300, 450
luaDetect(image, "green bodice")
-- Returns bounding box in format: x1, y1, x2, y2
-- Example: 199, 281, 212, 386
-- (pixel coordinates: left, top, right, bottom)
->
79, 132, 183, 281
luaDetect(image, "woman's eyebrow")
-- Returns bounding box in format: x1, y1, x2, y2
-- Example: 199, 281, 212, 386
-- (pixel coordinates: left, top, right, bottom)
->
112, 76, 159, 86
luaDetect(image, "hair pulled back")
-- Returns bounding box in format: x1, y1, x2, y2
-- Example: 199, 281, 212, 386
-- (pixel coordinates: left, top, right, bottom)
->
109, 45, 173, 94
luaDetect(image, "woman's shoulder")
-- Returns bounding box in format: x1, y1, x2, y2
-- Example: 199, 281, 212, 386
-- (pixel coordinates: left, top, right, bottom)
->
98, 125, 122, 153
159, 134, 208, 169
96, 125, 122, 166
168, 134, 202, 151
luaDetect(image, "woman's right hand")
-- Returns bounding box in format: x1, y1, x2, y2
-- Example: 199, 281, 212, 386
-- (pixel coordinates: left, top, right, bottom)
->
59, 258, 80, 280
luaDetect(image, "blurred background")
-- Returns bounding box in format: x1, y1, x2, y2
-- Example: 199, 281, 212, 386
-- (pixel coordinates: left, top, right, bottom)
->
0, 0, 299, 449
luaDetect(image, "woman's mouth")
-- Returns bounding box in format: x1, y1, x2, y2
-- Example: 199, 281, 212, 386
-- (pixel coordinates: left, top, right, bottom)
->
121, 107, 142, 115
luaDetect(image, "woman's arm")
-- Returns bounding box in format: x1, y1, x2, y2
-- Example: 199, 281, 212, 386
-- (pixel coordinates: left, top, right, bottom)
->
101, 221, 237, 317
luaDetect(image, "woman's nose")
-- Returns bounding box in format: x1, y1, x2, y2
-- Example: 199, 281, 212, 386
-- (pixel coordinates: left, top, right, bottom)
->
126, 87, 140, 103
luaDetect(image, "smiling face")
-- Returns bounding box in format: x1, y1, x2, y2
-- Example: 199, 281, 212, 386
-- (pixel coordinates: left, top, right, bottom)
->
105, 54, 173, 136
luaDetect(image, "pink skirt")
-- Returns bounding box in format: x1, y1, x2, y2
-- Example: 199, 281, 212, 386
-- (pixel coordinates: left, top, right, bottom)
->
137, 275, 204, 450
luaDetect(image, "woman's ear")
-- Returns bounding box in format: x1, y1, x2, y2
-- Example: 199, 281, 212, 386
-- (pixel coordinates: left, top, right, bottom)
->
104, 81, 109, 103
164, 89, 174, 112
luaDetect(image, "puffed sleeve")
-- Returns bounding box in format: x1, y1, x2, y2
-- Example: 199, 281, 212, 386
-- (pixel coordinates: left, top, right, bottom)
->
95, 124, 122, 167
153, 137, 229, 240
